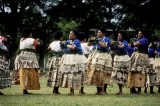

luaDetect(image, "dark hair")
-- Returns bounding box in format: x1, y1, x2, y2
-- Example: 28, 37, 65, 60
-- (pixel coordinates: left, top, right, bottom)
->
54, 31, 63, 40
98, 27, 106, 34
71, 29, 79, 36
78, 32, 87, 41
118, 30, 127, 39
138, 28, 146, 37
22, 27, 32, 37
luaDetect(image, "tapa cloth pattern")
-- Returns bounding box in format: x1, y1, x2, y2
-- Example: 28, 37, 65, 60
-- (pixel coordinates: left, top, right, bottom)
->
15, 51, 39, 70
59, 54, 87, 90
46, 56, 63, 87
86, 52, 112, 87
146, 58, 160, 87
153, 57, 160, 73
19, 68, 40, 90
110, 55, 131, 86
130, 52, 149, 74
0, 54, 11, 89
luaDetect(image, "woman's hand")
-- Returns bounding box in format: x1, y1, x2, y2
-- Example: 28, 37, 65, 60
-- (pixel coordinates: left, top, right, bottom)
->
154, 50, 158, 55
62, 40, 66, 45
148, 43, 152, 48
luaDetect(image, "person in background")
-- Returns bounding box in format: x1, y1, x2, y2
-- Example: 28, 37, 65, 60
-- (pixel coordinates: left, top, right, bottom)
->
153, 41, 160, 93
15, 27, 41, 94
78, 32, 93, 58
144, 42, 158, 94
46, 31, 64, 94
0, 30, 11, 95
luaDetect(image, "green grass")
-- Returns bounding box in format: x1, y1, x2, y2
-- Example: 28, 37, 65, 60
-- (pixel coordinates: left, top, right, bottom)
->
0, 78, 160, 106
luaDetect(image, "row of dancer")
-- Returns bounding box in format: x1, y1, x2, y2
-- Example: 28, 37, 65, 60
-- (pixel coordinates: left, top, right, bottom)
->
0, 27, 160, 95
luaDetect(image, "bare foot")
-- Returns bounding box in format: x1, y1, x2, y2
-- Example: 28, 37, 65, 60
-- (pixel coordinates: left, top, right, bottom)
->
136, 91, 141, 94
52, 91, 55, 94
116, 92, 123, 95
79, 91, 86, 94
55, 92, 61, 95
104, 92, 108, 94
98, 92, 105, 95
68, 92, 74, 95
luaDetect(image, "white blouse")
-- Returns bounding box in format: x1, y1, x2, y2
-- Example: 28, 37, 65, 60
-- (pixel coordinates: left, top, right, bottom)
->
20, 38, 35, 49
81, 43, 93, 55
49, 41, 62, 52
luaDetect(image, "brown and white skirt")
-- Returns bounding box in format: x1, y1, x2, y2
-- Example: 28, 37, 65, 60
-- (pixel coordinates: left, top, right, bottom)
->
130, 52, 150, 74
86, 51, 112, 87
110, 55, 131, 86
153, 57, 160, 73
59, 54, 87, 90
19, 68, 40, 90
15, 51, 39, 69
146, 58, 160, 87
46, 56, 62, 87
127, 52, 149, 88
0, 54, 11, 89
15, 51, 40, 90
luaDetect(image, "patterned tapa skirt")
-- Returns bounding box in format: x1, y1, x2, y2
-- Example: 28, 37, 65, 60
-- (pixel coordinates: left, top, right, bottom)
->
0, 54, 11, 89
153, 57, 160, 85
59, 54, 87, 90
15, 51, 40, 90
146, 58, 160, 87
110, 54, 131, 86
85, 51, 112, 87
15, 51, 39, 70
153, 57, 160, 73
46, 56, 62, 87
127, 52, 149, 87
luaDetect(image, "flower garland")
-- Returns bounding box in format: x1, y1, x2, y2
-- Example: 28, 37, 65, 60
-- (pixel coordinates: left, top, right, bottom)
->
87, 37, 101, 45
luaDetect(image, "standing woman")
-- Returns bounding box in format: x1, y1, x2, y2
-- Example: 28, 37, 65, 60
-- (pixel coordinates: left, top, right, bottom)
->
127, 29, 149, 94
86, 27, 112, 94
79, 32, 93, 58
0, 31, 11, 95
46, 31, 64, 94
59, 30, 87, 95
15, 27, 41, 94
153, 41, 160, 93
110, 31, 131, 95
144, 44, 158, 93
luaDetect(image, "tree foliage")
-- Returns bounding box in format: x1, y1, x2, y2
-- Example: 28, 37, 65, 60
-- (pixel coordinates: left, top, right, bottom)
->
1, 0, 160, 68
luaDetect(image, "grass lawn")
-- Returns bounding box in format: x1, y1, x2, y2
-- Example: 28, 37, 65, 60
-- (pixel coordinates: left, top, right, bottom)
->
0, 78, 160, 106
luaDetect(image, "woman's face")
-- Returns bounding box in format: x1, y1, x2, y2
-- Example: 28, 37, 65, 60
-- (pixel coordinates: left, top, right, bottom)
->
69, 31, 76, 40
138, 31, 143, 39
97, 30, 104, 38
60, 37, 63, 41
29, 33, 32, 38
117, 33, 123, 41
